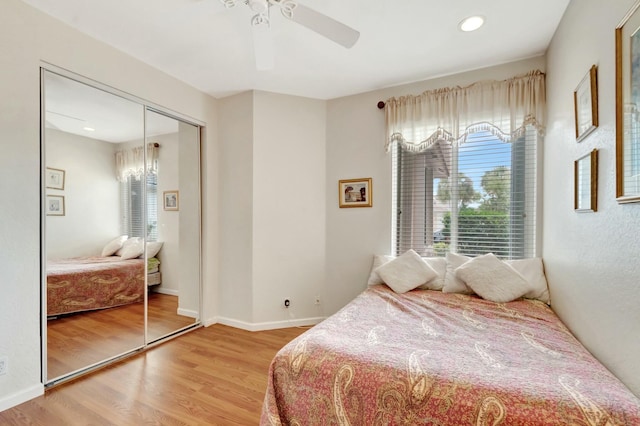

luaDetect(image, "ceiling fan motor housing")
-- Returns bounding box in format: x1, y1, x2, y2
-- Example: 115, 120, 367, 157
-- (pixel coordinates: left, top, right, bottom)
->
248, 0, 268, 14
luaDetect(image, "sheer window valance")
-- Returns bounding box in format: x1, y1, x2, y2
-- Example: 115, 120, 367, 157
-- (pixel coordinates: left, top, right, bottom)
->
115, 143, 159, 182
384, 70, 546, 152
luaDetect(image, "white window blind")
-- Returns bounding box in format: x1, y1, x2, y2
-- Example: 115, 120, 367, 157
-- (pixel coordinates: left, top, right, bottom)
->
120, 173, 158, 241
392, 126, 538, 259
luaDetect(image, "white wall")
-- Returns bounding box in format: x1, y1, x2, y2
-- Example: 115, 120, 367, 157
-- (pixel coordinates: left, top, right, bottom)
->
217, 90, 326, 329
0, 0, 218, 411
325, 57, 546, 315
45, 129, 119, 258
177, 121, 201, 316
218, 91, 254, 324
544, 0, 640, 396
252, 91, 326, 325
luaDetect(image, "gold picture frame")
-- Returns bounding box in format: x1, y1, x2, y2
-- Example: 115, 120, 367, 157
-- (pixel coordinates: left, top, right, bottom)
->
615, 0, 640, 202
163, 190, 179, 211
46, 195, 65, 216
45, 167, 65, 190
339, 178, 372, 208
574, 65, 598, 142
574, 149, 598, 213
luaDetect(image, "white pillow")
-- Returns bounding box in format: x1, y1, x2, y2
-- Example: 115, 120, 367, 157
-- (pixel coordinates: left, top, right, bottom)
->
418, 257, 447, 291
442, 252, 474, 294
144, 241, 164, 259
118, 237, 144, 260
101, 235, 128, 257
455, 253, 531, 303
115, 237, 142, 256
508, 258, 550, 304
375, 249, 438, 294
367, 254, 394, 286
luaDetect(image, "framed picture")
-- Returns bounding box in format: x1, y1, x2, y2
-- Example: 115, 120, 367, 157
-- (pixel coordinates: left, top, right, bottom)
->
46, 195, 65, 216
574, 149, 598, 213
45, 167, 65, 190
163, 190, 179, 211
339, 178, 372, 208
574, 65, 598, 142
616, 1, 640, 202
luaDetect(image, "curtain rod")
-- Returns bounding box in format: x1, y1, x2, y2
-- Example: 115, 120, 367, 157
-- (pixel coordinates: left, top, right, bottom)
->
377, 101, 385, 109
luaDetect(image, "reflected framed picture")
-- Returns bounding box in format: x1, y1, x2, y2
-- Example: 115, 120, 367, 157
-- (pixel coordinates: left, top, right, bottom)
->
574, 149, 598, 213
46, 195, 65, 216
339, 178, 372, 208
616, 0, 640, 202
574, 65, 598, 142
163, 190, 179, 211
45, 167, 65, 190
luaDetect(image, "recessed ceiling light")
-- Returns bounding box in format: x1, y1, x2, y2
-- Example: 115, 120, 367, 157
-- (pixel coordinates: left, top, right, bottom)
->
459, 15, 485, 32
83, 126, 95, 132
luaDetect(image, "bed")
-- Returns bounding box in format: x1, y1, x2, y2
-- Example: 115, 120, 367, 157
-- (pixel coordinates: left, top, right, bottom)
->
261, 284, 640, 425
47, 256, 145, 317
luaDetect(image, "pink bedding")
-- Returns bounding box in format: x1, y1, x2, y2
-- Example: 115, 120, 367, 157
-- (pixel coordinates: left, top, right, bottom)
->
262, 285, 640, 425
47, 256, 145, 316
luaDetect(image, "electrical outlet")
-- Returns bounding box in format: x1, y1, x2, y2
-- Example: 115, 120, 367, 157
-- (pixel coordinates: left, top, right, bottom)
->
315, 295, 321, 305
0, 356, 8, 376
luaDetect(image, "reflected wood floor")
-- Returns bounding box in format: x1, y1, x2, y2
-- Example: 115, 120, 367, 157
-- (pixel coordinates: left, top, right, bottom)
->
47, 293, 195, 379
2, 324, 307, 425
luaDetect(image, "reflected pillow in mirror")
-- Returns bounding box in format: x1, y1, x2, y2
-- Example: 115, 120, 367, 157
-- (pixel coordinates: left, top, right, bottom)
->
144, 241, 163, 259
120, 239, 144, 260
116, 237, 142, 257
101, 235, 128, 257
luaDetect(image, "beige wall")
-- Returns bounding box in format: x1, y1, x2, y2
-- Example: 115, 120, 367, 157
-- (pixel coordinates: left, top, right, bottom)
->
217, 90, 326, 329
544, 0, 640, 396
0, 0, 219, 410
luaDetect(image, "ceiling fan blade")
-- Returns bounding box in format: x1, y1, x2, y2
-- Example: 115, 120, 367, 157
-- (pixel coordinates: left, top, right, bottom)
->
251, 15, 275, 70
286, 3, 359, 48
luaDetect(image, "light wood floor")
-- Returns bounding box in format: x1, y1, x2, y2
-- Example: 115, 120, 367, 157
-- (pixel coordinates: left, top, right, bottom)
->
1, 324, 307, 425
47, 293, 196, 380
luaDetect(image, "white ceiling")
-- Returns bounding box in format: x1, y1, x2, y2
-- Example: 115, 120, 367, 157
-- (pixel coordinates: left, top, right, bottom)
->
22, 0, 570, 101
45, 71, 179, 142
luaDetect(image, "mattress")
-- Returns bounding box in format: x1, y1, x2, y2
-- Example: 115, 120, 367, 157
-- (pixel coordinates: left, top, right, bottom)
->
261, 285, 640, 425
47, 256, 145, 316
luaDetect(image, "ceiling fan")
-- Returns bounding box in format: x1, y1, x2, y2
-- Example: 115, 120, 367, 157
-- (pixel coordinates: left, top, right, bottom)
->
220, 0, 360, 70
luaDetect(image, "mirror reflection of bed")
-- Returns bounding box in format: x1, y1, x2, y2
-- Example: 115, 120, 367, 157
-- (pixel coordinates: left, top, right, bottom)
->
44, 70, 201, 383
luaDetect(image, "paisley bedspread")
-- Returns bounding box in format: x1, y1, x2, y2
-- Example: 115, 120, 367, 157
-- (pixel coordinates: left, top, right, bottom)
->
261, 285, 640, 425
47, 256, 145, 316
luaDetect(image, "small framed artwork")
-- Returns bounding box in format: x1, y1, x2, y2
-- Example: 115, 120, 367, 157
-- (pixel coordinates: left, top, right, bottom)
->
339, 178, 372, 208
45, 167, 65, 190
163, 190, 179, 211
46, 195, 65, 216
574, 149, 598, 212
574, 65, 598, 142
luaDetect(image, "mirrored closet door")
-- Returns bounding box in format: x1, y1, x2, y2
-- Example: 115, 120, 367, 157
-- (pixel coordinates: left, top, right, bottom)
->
42, 68, 202, 385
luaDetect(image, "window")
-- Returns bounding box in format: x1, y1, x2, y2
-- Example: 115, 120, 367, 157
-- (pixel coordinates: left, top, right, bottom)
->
393, 126, 538, 259
120, 173, 158, 241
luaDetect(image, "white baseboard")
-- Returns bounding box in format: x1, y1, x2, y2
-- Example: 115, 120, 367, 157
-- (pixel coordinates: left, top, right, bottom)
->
154, 288, 178, 296
215, 316, 325, 332
203, 316, 218, 327
0, 383, 44, 412
177, 307, 198, 319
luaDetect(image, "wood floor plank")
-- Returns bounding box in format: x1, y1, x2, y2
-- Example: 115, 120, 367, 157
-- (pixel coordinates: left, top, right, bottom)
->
0, 324, 307, 425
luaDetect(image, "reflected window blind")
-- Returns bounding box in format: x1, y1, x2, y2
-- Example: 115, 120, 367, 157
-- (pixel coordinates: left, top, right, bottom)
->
120, 173, 158, 241
392, 127, 538, 259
